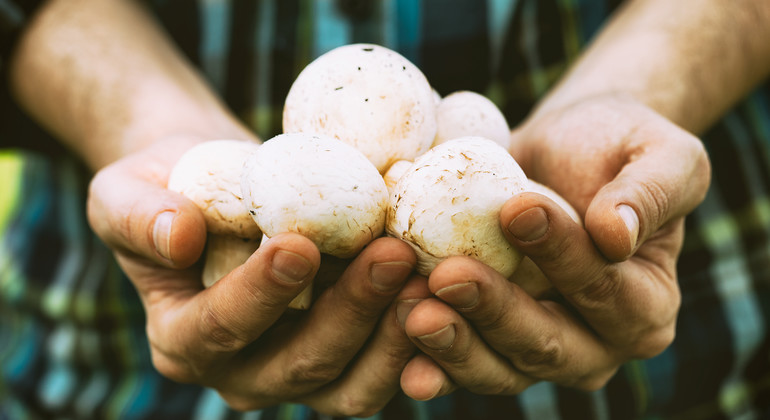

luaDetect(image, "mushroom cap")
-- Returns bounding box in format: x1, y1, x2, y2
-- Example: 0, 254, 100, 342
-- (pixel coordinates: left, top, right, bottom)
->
241, 132, 388, 258
383, 159, 413, 197
282, 43, 437, 173
168, 139, 261, 238
432, 91, 511, 150
387, 136, 527, 277
431, 88, 442, 106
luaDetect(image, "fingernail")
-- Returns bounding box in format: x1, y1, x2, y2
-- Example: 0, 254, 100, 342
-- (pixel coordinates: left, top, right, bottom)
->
272, 250, 313, 284
617, 204, 639, 250
152, 211, 175, 261
417, 324, 456, 350
508, 207, 549, 241
396, 299, 421, 329
435, 283, 479, 309
371, 261, 413, 293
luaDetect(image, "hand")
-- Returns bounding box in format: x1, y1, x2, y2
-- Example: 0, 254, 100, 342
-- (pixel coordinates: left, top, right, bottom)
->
87, 138, 427, 416
398, 95, 711, 399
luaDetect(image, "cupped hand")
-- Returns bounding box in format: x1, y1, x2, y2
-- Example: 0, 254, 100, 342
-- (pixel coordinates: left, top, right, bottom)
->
398, 95, 711, 399
87, 138, 427, 416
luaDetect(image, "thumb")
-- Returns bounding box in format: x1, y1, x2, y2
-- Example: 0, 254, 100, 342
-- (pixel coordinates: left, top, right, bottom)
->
585, 135, 710, 261
87, 162, 206, 268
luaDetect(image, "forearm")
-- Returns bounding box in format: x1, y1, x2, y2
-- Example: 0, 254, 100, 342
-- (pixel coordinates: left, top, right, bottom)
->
8, 0, 256, 170
532, 0, 770, 134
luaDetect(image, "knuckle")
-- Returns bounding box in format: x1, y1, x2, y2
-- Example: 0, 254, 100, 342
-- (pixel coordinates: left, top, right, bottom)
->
218, 392, 269, 413
199, 305, 250, 353
573, 367, 618, 392
628, 323, 676, 360
150, 350, 199, 384
331, 393, 386, 418
382, 339, 416, 364
510, 333, 564, 374
283, 352, 345, 388
241, 272, 289, 311
681, 136, 711, 208
472, 375, 525, 396
571, 266, 622, 310
623, 293, 679, 359
640, 178, 670, 224
368, 336, 415, 373
473, 302, 510, 332
88, 169, 135, 247
335, 296, 383, 328
693, 142, 712, 190
437, 341, 475, 366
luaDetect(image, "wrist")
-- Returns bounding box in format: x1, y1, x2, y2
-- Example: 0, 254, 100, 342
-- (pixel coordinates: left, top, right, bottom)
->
103, 111, 259, 170
527, 0, 770, 135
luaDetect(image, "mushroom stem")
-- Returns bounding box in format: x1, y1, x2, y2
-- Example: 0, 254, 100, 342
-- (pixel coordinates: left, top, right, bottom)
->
202, 234, 261, 288
290, 283, 314, 310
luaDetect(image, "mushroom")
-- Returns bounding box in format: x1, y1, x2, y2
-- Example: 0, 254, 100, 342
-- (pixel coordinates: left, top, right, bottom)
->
383, 159, 413, 197
282, 43, 437, 173
386, 136, 528, 277
431, 88, 442, 107
432, 90, 511, 150
167, 139, 262, 288
511, 180, 583, 298
241, 132, 389, 309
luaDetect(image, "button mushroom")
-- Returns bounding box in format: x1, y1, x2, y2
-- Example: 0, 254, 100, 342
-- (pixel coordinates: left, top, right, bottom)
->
282, 43, 437, 173
386, 136, 528, 277
167, 139, 262, 288
241, 132, 389, 309
432, 90, 512, 150
383, 159, 413, 197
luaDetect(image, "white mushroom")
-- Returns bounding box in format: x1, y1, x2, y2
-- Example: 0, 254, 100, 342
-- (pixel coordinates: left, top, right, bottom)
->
510, 180, 583, 298
432, 90, 511, 150
283, 43, 437, 173
431, 88, 442, 107
167, 139, 262, 288
387, 136, 528, 277
383, 159, 413, 197
241, 132, 389, 309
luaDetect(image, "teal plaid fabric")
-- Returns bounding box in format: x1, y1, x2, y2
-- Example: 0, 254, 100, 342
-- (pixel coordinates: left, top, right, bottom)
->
2, 0, 769, 418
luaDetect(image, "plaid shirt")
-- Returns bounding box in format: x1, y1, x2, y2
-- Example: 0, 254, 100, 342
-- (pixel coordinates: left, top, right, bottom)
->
1, 0, 769, 419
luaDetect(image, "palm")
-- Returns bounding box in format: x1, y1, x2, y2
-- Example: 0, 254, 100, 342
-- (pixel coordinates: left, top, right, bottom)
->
399, 96, 710, 397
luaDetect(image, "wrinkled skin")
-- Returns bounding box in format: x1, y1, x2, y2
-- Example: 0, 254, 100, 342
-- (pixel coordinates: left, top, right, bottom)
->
399, 96, 711, 399
87, 138, 430, 417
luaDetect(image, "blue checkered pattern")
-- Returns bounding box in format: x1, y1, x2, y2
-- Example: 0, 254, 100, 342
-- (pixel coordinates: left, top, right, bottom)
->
2, 0, 769, 418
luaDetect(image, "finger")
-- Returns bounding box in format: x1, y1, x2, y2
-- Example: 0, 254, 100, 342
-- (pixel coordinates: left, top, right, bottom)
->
299, 275, 431, 417
502, 192, 680, 357
232, 237, 416, 399
429, 256, 618, 389
87, 159, 206, 269
585, 125, 710, 261
404, 298, 535, 395
145, 233, 320, 384
401, 353, 458, 401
